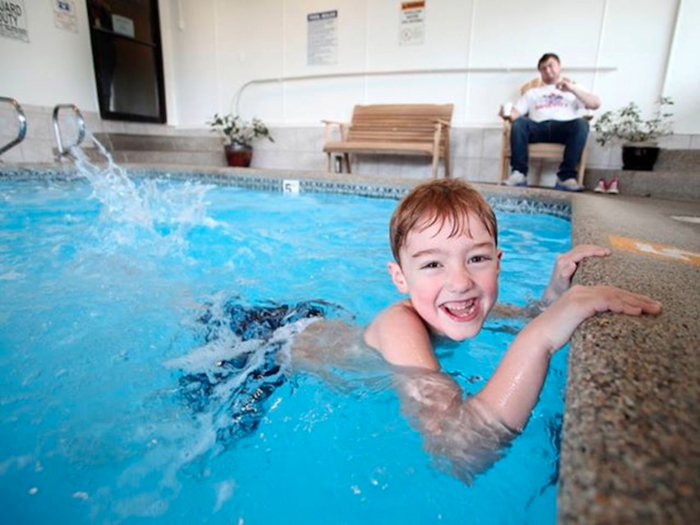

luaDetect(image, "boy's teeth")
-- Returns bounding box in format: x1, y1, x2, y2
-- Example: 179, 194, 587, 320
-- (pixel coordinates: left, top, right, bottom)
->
443, 299, 476, 317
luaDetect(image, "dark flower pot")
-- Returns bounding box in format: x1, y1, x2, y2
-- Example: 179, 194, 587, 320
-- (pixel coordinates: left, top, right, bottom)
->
622, 144, 660, 171
225, 143, 253, 167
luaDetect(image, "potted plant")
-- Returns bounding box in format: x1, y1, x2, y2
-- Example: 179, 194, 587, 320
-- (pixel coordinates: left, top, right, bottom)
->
593, 97, 673, 171
208, 113, 274, 167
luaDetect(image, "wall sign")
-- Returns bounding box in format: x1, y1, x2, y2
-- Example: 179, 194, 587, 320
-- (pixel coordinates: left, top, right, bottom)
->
307, 10, 338, 66
112, 14, 134, 38
399, 1, 425, 46
53, 0, 78, 33
0, 0, 29, 42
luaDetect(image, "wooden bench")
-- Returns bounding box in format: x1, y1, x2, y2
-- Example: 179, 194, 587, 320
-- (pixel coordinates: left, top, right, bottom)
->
322, 104, 454, 179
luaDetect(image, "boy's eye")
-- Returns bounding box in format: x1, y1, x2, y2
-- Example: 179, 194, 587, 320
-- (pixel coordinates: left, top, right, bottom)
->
420, 261, 441, 270
469, 254, 492, 264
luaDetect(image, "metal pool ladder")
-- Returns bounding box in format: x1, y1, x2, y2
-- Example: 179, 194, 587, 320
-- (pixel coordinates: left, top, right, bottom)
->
53, 104, 86, 160
0, 96, 27, 160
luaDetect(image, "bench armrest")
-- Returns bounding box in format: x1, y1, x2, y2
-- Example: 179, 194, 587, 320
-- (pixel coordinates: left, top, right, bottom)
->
500, 116, 512, 141
322, 120, 349, 142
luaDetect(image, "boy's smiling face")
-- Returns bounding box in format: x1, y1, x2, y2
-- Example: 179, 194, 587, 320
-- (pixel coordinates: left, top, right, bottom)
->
388, 212, 501, 341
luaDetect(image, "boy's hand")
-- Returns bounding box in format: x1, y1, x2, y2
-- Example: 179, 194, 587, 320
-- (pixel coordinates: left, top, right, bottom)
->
542, 245, 611, 304
537, 284, 662, 354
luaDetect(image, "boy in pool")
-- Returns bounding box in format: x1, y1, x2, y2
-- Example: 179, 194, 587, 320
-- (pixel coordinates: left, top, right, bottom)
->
363, 178, 661, 436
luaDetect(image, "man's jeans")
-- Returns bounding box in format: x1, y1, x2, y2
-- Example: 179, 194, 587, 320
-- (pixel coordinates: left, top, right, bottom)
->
510, 118, 589, 180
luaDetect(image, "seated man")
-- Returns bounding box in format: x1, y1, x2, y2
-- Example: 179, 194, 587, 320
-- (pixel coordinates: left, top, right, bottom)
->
502, 52, 601, 192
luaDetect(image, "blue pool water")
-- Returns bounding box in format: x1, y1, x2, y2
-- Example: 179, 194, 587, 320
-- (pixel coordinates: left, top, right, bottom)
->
0, 174, 570, 524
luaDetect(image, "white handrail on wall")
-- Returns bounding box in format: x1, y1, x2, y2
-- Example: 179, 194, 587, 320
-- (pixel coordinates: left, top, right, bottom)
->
231, 66, 617, 115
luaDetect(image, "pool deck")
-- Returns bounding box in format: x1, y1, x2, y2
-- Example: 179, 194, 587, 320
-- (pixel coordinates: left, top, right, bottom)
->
2, 163, 699, 523
558, 190, 699, 524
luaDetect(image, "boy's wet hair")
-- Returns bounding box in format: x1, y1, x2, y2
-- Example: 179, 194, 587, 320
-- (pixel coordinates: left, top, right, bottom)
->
389, 179, 498, 263
537, 52, 560, 69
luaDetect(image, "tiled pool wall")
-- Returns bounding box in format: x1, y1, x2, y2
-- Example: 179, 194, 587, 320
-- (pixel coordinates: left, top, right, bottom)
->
0, 165, 572, 219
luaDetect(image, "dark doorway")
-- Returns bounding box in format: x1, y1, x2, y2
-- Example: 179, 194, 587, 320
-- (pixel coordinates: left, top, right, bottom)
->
87, 0, 167, 123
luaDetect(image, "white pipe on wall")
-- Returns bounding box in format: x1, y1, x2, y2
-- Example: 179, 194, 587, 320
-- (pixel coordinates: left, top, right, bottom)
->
233, 66, 617, 115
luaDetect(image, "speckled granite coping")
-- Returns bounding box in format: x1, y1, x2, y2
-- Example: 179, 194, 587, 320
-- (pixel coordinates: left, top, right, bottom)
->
559, 193, 700, 524
2, 163, 698, 523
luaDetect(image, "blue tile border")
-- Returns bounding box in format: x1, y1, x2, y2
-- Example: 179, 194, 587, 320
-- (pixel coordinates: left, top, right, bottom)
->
0, 166, 571, 219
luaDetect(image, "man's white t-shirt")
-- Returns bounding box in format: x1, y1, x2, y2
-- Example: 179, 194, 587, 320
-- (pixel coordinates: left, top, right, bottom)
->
514, 84, 585, 123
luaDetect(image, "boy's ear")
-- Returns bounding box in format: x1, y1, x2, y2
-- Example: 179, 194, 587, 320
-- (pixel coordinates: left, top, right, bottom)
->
387, 262, 409, 294
497, 249, 503, 271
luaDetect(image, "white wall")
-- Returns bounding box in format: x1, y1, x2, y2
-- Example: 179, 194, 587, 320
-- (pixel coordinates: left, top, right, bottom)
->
164, 0, 697, 133
664, 0, 700, 134
0, 0, 697, 135
0, 0, 97, 110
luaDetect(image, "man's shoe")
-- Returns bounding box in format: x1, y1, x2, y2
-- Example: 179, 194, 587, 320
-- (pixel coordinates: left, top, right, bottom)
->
503, 171, 527, 187
594, 178, 608, 193
554, 178, 584, 192
607, 177, 620, 194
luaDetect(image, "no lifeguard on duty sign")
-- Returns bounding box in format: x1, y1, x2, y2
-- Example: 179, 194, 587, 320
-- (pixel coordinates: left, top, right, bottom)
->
0, 0, 29, 43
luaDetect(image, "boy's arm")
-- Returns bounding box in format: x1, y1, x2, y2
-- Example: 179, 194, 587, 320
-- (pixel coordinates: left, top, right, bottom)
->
475, 284, 661, 430
367, 286, 659, 483
392, 368, 515, 484
397, 284, 660, 484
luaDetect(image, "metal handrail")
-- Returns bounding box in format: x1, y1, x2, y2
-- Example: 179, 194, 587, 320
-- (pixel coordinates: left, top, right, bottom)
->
52, 104, 86, 160
0, 96, 27, 158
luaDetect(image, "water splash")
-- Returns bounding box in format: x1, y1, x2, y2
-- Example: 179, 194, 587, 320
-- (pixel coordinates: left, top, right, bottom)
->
69, 136, 220, 251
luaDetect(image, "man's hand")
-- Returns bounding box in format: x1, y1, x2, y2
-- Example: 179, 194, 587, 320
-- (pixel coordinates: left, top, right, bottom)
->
555, 79, 574, 92
556, 79, 601, 110
542, 244, 611, 304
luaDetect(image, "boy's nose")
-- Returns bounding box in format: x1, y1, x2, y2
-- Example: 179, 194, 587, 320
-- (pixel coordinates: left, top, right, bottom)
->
447, 266, 474, 292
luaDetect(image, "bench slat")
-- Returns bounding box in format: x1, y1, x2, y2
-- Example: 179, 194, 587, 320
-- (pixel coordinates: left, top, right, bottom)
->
347, 131, 440, 141
324, 141, 437, 155
353, 104, 453, 118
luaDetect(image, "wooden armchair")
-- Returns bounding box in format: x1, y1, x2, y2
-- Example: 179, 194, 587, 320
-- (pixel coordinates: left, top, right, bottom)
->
500, 78, 592, 186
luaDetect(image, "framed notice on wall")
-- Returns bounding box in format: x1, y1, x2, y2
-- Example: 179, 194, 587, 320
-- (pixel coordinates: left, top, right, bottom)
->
307, 10, 338, 66
0, 0, 29, 42
112, 14, 135, 37
399, 1, 425, 46
53, 0, 78, 33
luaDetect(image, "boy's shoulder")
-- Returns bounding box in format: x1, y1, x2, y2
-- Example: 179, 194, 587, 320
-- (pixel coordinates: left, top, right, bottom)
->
364, 300, 438, 369
366, 300, 423, 339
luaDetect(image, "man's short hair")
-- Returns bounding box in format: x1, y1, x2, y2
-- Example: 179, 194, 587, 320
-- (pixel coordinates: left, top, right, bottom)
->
389, 179, 498, 264
537, 53, 560, 69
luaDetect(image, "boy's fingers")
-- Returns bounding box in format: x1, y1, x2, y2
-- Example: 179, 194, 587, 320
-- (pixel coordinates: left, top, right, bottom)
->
617, 289, 662, 314
561, 261, 577, 278
568, 245, 610, 263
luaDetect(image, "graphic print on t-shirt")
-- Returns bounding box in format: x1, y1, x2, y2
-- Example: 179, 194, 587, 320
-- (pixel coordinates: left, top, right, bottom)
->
534, 92, 566, 111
